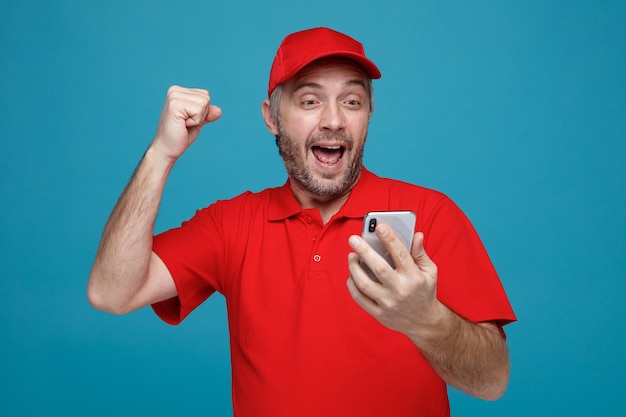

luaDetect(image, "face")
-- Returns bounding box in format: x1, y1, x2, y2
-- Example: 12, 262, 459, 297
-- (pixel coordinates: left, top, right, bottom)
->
264, 58, 372, 202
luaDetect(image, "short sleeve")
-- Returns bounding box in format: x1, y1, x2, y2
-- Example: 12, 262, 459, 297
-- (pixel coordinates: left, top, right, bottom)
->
150, 205, 225, 325
422, 197, 516, 327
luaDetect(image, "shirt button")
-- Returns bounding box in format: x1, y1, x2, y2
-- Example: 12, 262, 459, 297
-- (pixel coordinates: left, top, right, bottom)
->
313, 254, 322, 262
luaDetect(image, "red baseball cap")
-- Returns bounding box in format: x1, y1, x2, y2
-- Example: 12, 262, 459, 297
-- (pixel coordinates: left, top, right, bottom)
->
267, 27, 381, 97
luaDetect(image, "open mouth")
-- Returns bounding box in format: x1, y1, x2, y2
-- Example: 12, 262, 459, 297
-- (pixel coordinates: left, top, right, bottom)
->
311, 145, 346, 166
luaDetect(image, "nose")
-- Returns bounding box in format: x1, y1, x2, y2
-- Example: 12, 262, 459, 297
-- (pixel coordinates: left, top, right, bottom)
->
319, 101, 346, 132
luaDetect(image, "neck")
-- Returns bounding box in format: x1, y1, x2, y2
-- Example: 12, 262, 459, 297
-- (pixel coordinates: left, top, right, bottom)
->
289, 181, 351, 224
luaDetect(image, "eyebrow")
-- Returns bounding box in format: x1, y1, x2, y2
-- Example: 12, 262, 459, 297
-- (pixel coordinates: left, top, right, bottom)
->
293, 82, 322, 93
292, 79, 368, 94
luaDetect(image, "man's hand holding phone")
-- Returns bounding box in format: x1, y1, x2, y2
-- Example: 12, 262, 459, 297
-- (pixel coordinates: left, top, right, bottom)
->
346, 215, 445, 338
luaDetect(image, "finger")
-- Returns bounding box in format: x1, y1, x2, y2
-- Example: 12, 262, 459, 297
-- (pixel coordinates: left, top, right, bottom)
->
347, 251, 381, 291
185, 91, 221, 124
182, 96, 212, 127
166, 86, 213, 127
348, 234, 395, 284
347, 277, 381, 314
410, 232, 437, 277
168, 86, 212, 104
347, 256, 383, 314
375, 223, 416, 274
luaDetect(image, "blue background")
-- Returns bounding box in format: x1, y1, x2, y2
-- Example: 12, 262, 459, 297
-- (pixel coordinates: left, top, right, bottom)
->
1, 0, 624, 415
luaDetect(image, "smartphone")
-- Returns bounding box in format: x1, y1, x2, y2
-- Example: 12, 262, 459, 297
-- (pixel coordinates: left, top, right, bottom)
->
360, 211, 416, 282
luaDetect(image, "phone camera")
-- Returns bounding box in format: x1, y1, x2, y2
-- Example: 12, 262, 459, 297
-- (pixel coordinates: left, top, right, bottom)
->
368, 218, 377, 233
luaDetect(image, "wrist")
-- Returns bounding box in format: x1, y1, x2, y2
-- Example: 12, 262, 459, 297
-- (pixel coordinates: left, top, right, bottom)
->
144, 142, 178, 175
407, 301, 459, 350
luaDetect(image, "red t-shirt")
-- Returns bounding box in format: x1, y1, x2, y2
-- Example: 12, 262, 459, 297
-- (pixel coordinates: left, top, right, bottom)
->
152, 168, 516, 417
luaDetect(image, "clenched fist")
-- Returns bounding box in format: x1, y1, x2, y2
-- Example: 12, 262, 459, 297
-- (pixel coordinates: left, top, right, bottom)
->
152, 85, 222, 162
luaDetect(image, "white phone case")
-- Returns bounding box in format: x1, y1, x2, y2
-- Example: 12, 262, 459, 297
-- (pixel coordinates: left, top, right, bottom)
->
360, 211, 416, 282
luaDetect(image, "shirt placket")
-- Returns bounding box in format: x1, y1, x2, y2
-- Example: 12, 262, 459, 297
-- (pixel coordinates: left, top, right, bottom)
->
300, 209, 328, 280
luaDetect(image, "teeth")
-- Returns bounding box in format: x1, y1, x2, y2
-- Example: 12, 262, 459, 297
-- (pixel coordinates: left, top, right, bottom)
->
320, 145, 341, 150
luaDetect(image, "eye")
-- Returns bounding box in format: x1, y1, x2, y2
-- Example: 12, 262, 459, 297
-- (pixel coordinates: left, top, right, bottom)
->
343, 97, 363, 109
299, 95, 320, 108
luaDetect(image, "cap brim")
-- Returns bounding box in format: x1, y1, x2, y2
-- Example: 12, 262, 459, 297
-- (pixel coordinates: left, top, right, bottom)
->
275, 50, 381, 89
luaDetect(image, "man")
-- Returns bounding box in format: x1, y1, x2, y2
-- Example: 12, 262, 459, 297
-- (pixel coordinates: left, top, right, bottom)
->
88, 27, 516, 416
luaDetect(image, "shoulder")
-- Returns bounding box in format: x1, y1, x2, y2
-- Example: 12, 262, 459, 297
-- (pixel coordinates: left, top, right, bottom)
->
193, 181, 296, 224
352, 170, 470, 234
357, 169, 451, 210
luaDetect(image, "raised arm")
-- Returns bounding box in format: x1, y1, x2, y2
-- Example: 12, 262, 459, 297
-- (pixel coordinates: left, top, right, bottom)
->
347, 225, 510, 400
87, 86, 222, 314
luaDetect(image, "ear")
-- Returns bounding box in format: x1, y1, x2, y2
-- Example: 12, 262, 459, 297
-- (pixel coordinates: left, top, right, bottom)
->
261, 99, 279, 135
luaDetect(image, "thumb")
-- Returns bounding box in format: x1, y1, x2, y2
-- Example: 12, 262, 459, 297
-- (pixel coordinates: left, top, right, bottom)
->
411, 232, 437, 276
184, 105, 223, 128
204, 104, 223, 124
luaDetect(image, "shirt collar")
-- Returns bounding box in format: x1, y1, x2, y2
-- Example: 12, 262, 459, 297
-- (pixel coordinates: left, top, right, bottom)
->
267, 180, 304, 221
267, 168, 392, 221
339, 168, 392, 218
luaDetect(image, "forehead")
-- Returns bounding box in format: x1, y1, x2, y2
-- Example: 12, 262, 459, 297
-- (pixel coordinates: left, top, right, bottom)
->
285, 57, 370, 92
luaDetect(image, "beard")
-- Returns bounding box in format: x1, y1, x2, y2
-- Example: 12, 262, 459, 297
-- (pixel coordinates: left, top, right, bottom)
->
276, 126, 365, 200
